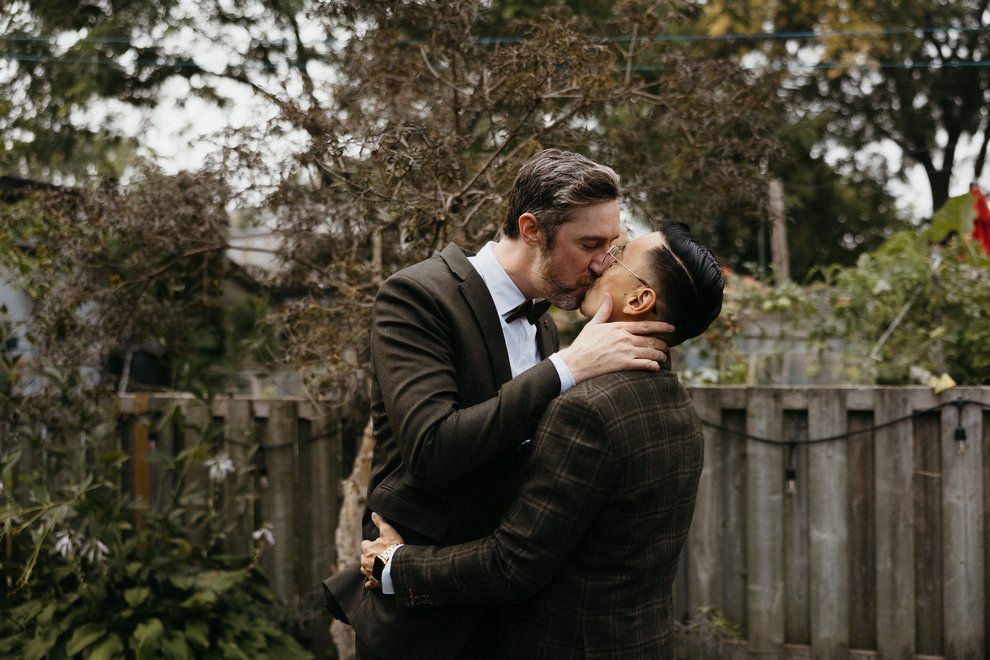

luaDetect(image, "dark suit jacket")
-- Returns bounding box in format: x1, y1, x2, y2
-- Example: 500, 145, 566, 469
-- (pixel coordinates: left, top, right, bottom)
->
325, 243, 561, 659
388, 370, 705, 660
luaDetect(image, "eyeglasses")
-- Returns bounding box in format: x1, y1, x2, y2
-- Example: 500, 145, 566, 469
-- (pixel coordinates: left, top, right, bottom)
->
602, 244, 652, 289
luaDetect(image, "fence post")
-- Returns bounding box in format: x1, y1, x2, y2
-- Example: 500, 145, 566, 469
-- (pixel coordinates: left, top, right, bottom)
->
297, 404, 339, 609
941, 392, 986, 659
807, 390, 849, 659
688, 388, 724, 616
874, 389, 915, 659
745, 388, 784, 658
258, 400, 300, 608
223, 398, 256, 555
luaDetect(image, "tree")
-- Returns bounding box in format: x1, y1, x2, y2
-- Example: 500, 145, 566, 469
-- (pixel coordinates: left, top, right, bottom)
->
698, 0, 990, 213
248, 0, 780, 392
0, 0, 313, 181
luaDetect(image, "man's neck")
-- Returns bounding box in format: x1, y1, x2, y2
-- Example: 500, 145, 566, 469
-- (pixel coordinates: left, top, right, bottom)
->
492, 238, 538, 299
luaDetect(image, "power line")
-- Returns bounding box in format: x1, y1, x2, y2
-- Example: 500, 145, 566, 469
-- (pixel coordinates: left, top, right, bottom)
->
1, 23, 988, 48
4, 51, 990, 73
699, 397, 990, 446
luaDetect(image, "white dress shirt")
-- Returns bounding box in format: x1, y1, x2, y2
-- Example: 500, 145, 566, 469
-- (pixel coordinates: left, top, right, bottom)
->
381, 242, 575, 593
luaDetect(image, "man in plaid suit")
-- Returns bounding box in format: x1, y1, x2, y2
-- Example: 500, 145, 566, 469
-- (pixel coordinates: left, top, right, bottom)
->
362, 223, 723, 659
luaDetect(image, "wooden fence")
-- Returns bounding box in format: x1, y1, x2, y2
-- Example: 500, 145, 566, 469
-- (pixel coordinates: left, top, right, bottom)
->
115, 393, 368, 657
109, 387, 988, 659
675, 386, 989, 660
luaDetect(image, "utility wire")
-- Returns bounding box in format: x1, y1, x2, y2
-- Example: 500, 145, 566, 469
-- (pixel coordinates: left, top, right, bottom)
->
698, 397, 990, 446
4, 52, 990, 72
2, 24, 988, 47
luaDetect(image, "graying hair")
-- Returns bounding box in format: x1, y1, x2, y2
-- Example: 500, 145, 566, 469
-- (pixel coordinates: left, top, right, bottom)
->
502, 149, 620, 246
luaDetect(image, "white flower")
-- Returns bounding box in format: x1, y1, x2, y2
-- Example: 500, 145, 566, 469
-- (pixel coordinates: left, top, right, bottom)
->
204, 453, 235, 484
80, 537, 109, 564
54, 531, 75, 559
252, 522, 275, 546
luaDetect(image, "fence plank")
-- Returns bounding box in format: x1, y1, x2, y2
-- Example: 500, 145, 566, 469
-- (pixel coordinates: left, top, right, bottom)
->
723, 408, 748, 630
807, 390, 849, 660
941, 395, 986, 659
873, 389, 915, 660
983, 405, 990, 654
746, 389, 785, 658
847, 410, 876, 651
148, 396, 178, 511
260, 400, 299, 606
298, 411, 339, 603
222, 398, 256, 555
913, 411, 942, 656
783, 410, 810, 645
130, 392, 151, 528
688, 388, 724, 616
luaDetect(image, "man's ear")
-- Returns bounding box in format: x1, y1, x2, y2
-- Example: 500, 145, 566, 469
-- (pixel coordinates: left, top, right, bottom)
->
517, 213, 541, 247
623, 287, 657, 317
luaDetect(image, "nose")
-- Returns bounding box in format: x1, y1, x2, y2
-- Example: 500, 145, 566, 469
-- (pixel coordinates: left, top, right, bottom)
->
589, 248, 609, 277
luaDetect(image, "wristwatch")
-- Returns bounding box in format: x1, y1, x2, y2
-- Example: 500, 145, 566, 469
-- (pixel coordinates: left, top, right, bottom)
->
372, 543, 401, 582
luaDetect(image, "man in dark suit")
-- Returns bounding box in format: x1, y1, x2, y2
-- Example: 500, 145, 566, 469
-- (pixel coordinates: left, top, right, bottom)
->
361, 222, 724, 659
324, 149, 674, 659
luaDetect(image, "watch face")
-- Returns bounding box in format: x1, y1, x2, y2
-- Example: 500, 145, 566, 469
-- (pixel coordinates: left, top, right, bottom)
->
372, 555, 386, 581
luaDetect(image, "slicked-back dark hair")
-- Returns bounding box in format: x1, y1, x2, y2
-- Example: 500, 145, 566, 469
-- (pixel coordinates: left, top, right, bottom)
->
644, 222, 724, 346
502, 149, 620, 246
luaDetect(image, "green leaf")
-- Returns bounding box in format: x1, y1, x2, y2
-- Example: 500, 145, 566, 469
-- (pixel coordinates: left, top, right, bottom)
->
265, 636, 314, 660
169, 574, 196, 590
925, 192, 977, 243
9, 599, 45, 626
193, 568, 247, 594
130, 618, 164, 659
125, 586, 152, 608
180, 589, 218, 608
66, 623, 108, 655
22, 636, 56, 660
219, 639, 251, 660
84, 634, 125, 660
184, 621, 210, 648
161, 632, 191, 659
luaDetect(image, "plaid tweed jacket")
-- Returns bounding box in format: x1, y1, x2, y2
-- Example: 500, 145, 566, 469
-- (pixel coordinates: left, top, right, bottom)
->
389, 370, 704, 659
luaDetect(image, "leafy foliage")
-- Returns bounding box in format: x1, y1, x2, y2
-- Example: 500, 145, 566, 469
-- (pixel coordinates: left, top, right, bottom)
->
823, 229, 990, 385
0, 170, 276, 395
0, 366, 312, 659
697, 0, 990, 212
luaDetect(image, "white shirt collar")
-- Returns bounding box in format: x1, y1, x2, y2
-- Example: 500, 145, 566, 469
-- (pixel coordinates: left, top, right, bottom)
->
469, 242, 529, 319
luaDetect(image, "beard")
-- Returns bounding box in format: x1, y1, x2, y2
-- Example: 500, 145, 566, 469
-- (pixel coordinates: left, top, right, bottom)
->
533, 247, 594, 311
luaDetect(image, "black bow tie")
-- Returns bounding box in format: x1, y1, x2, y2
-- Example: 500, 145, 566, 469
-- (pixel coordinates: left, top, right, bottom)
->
505, 299, 552, 325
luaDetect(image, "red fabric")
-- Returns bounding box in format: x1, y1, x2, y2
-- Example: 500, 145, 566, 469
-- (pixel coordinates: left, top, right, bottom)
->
971, 184, 990, 256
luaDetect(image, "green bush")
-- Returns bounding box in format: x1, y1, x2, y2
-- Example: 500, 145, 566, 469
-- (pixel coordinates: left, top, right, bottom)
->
0, 368, 313, 660
822, 229, 990, 385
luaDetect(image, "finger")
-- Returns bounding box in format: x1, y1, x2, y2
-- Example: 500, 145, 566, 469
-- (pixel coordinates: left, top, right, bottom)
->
371, 512, 383, 528
634, 357, 663, 371
624, 320, 675, 336
588, 293, 612, 325
378, 519, 401, 543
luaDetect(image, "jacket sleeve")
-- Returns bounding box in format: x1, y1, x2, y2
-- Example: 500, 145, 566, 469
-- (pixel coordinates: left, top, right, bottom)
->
373, 272, 561, 493
389, 393, 612, 606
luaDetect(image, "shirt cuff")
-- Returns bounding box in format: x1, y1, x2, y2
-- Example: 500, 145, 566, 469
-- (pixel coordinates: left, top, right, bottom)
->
380, 544, 403, 595
549, 352, 575, 394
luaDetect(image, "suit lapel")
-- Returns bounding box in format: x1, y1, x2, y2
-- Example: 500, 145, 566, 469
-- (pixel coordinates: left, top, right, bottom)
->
440, 244, 513, 386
